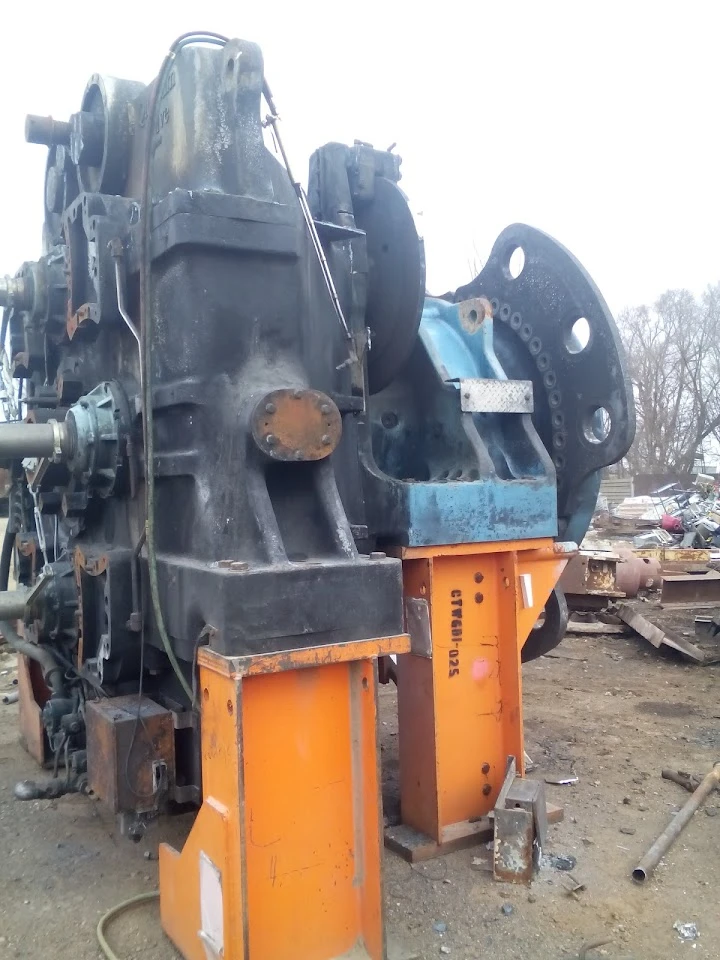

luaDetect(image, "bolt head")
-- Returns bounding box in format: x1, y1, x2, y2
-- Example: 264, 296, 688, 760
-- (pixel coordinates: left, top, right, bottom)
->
265, 402, 276, 414
321, 434, 332, 445
266, 434, 276, 446
293, 389, 303, 399
320, 404, 331, 414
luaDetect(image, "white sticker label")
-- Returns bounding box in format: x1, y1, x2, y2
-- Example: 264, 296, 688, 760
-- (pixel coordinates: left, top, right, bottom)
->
198, 851, 224, 959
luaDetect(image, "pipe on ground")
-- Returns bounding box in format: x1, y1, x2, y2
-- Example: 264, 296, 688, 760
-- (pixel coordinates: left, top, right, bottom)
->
632, 762, 720, 883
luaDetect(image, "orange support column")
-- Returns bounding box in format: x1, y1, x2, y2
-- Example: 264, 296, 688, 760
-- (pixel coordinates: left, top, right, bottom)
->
387, 538, 572, 860
160, 635, 408, 960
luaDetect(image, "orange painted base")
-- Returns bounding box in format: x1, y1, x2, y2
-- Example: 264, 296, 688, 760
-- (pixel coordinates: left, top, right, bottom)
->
160, 636, 408, 960
396, 539, 572, 847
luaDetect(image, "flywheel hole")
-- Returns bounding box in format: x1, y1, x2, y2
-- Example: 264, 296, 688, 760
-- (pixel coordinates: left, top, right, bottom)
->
503, 245, 525, 280
565, 316, 591, 354
583, 406, 612, 444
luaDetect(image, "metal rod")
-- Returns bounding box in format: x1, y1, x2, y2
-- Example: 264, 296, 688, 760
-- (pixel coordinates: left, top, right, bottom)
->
2, 690, 18, 705
109, 240, 144, 392
113, 260, 141, 347
632, 762, 720, 883
0, 420, 68, 460
0, 276, 31, 310
262, 99, 353, 346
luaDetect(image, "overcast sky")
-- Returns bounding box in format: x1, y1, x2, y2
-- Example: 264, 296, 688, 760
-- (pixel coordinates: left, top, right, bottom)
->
1, 1, 717, 316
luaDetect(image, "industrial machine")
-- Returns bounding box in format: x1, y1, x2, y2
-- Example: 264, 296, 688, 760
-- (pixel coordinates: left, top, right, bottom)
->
0, 30, 634, 960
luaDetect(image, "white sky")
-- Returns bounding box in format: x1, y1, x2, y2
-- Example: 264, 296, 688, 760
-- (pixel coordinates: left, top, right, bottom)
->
1, 1, 718, 315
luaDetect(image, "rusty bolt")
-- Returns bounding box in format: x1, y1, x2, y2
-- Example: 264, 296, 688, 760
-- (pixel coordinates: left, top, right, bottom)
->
474, 572, 484, 583
265, 402, 276, 414
482, 783, 492, 796
321, 434, 332, 445
266, 434, 276, 446
482, 762, 490, 774
475, 592, 484, 603
320, 404, 331, 414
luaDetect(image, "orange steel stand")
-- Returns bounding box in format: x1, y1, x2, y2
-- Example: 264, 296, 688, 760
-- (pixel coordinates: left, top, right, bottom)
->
160, 635, 408, 960
388, 538, 572, 859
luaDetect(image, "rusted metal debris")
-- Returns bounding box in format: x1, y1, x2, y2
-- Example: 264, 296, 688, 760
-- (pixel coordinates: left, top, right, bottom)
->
662, 769, 702, 792
616, 604, 709, 663
560, 552, 625, 610
660, 569, 720, 605
493, 757, 548, 884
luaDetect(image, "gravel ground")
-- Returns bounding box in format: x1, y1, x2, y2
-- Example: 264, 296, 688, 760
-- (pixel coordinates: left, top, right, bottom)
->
0, 613, 718, 960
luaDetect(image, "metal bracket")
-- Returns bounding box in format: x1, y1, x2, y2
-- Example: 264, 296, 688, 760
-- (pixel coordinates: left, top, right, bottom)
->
404, 597, 432, 657
493, 755, 548, 884
457, 378, 534, 414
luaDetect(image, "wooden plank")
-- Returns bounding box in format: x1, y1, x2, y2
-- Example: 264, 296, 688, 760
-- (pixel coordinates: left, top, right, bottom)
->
566, 621, 630, 635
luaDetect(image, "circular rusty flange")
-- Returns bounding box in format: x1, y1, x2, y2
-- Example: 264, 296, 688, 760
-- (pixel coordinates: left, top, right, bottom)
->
251, 389, 342, 461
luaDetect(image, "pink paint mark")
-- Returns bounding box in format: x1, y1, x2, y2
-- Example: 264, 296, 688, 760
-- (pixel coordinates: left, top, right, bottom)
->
472, 658, 492, 682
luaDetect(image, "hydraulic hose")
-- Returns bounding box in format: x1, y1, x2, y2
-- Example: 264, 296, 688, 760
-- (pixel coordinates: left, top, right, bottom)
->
96, 891, 160, 960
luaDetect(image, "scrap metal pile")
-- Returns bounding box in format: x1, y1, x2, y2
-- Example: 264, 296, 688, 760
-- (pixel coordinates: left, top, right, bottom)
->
603, 475, 720, 549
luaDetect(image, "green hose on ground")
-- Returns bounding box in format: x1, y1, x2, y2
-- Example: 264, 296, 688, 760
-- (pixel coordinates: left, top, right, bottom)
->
96, 891, 160, 960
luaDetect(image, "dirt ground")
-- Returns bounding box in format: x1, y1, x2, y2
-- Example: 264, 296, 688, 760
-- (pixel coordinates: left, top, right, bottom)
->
1, 616, 718, 960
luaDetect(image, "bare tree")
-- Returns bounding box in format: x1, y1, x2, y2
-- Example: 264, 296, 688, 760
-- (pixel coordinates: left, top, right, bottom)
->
618, 283, 720, 473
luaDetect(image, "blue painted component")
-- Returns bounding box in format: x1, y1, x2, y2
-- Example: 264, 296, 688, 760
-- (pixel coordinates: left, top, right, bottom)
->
419, 297, 504, 381
403, 476, 557, 546
362, 296, 559, 547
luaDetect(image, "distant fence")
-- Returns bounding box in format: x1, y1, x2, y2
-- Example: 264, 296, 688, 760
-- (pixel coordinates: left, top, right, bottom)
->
632, 473, 719, 496
599, 475, 634, 507
600, 472, 720, 507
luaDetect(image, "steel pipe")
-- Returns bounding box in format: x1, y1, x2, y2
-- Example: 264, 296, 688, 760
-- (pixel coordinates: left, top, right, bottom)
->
632, 762, 720, 883
0, 275, 32, 310
0, 420, 69, 460
0, 587, 31, 620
